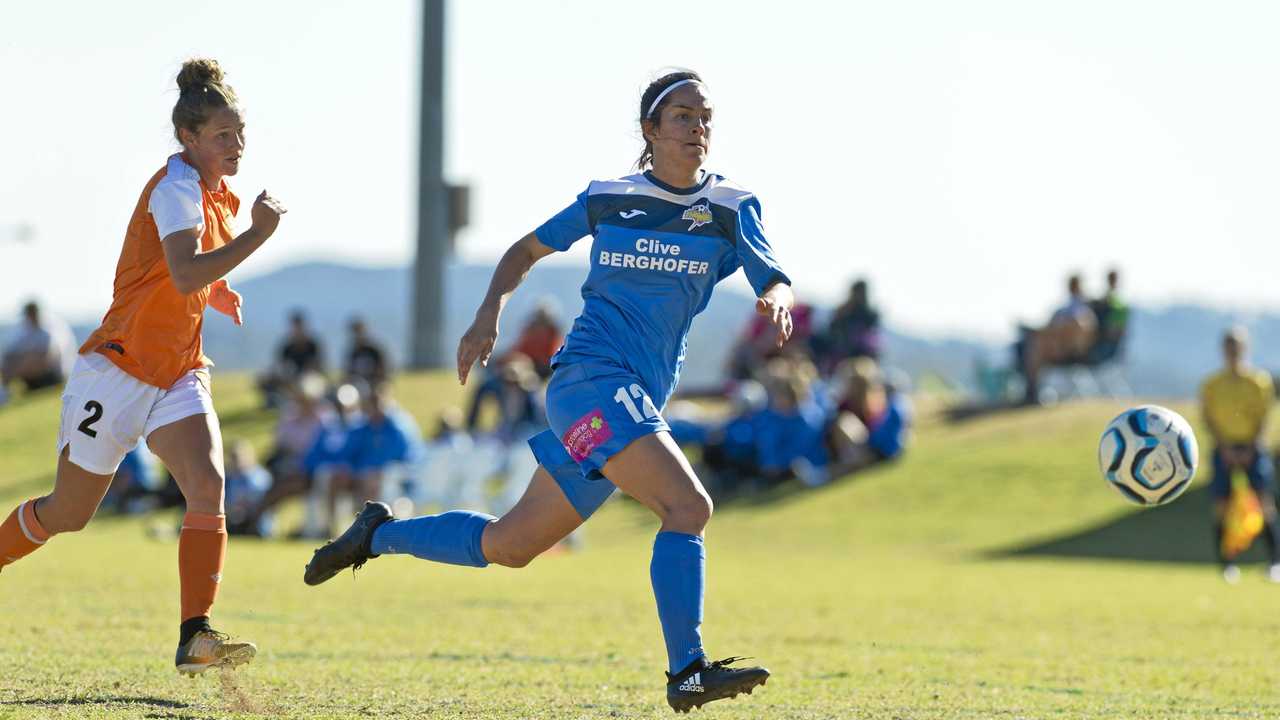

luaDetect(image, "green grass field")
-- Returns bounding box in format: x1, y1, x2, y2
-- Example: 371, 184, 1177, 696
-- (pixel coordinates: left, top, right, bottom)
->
2, 375, 1279, 719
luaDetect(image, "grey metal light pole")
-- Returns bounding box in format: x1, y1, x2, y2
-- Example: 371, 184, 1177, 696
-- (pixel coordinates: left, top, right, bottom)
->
410, 0, 448, 368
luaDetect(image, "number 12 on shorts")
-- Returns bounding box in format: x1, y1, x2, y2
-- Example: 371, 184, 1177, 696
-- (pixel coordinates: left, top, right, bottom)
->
613, 384, 659, 423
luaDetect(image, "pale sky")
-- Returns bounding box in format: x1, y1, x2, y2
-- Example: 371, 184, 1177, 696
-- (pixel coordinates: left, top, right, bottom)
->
3, 0, 1280, 341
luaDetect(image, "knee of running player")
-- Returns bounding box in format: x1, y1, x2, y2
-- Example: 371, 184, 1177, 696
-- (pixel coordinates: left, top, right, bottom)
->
179, 465, 226, 515
658, 487, 714, 536
35, 492, 99, 534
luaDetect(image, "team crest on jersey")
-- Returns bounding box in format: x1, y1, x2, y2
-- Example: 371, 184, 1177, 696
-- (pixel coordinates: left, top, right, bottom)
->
682, 202, 713, 231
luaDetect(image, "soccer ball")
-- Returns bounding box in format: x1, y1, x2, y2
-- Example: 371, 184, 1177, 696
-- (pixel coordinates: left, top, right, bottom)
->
1097, 405, 1198, 506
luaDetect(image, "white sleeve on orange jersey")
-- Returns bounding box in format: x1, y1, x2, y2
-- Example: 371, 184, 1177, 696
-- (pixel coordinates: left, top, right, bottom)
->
149, 155, 205, 240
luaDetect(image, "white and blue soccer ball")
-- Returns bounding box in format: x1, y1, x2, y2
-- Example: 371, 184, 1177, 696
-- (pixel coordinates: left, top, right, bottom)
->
1097, 405, 1198, 506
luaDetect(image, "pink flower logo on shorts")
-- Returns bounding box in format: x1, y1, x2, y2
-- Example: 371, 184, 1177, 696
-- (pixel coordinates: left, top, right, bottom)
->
563, 409, 613, 462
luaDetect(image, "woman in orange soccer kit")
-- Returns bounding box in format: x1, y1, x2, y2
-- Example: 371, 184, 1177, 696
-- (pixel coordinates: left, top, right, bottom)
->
0, 58, 285, 675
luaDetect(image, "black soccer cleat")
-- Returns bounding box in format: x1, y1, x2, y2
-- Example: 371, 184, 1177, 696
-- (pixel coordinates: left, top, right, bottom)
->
303, 501, 393, 586
665, 656, 770, 713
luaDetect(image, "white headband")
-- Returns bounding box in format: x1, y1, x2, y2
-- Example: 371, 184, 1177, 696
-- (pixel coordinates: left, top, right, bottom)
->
646, 79, 702, 119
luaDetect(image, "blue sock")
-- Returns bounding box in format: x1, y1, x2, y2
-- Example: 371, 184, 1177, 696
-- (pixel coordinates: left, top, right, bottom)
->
370, 510, 495, 567
650, 531, 707, 675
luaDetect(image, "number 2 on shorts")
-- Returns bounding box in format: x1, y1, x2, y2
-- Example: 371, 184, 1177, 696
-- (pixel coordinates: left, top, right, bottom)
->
77, 400, 104, 438
613, 384, 658, 423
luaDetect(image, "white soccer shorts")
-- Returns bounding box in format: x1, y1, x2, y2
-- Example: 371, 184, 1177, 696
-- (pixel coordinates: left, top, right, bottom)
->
57, 352, 215, 475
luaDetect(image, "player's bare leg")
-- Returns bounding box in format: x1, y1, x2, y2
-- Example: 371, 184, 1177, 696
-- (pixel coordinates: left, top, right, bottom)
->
482, 466, 584, 568
604, 432, 769, 713
0, 447, 113, 574
304, 466, 582, 584
36, 448, 115, 534
148, 413, 256, 674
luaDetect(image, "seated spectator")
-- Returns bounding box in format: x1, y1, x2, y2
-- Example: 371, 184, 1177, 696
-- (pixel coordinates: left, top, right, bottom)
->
257, 310, 326, 408
331, 383, 423, 513
1087, 268, 1128, 364
467, 352, 546, 437
1, 301, 75, 401
1200, 326, 1280, 582
494, 354, 546, 442
225, 440, 274, 537
464, 303, 562, 430
345, 317, 390, 386
752, 359, 831, 486
265, 373, 336, 484
689, 380, 770, 496
726, 302, 816, 381
816, 279, 882, 372
510, 302, 564, 379
1016, 274, 1098, 404
826, 358, 912, 478
103, 440, 159, 514
256, 382, 362, 539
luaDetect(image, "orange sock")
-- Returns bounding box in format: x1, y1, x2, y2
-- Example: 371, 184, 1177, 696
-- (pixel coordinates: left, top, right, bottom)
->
179, 512, 227, 621
0, 500, 51, 570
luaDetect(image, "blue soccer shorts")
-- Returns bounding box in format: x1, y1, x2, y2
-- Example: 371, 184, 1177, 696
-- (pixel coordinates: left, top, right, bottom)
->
527, 361, 669, 520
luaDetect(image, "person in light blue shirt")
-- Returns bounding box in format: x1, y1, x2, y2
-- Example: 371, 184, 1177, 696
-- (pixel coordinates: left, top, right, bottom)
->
340, 384, 423, 502
225, 440, 274, 537
307, 70, 791, 712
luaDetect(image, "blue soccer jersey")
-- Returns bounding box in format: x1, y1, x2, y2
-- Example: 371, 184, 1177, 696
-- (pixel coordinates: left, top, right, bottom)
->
536, 170, 790, 406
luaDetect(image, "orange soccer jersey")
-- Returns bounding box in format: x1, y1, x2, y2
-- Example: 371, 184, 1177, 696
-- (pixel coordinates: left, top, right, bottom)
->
81, 155, 239, 389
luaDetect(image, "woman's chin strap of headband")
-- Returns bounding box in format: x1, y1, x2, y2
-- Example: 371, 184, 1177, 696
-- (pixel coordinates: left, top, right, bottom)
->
646, 79, 702, 119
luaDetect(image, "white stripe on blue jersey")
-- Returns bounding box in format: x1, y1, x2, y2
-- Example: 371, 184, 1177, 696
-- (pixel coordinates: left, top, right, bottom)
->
535, 170, 790, 408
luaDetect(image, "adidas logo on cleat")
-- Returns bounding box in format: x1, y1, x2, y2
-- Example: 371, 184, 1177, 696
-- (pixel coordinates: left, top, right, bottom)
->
677, 672, 705, 693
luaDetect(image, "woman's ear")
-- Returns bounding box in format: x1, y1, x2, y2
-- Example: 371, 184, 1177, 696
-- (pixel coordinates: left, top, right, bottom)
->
641, 117, 658, 143
178, 126, 197, 148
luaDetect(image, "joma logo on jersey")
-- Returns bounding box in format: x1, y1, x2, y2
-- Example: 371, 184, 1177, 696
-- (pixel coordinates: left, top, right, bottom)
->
681, 203, 712, 230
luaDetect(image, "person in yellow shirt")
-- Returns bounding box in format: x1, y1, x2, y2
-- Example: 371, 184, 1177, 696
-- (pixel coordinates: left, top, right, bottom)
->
1200, 326, 1279, 583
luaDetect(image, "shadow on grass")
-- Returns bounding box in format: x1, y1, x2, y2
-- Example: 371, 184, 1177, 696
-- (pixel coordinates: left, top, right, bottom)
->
988, 484, 1272, 565
944, 399, 1031, 424
713, 459, 899, 511
1, 696, 190, 710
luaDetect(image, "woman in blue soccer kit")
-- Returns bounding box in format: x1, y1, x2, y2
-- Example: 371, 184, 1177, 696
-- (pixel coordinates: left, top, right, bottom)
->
305, 70, 794, 713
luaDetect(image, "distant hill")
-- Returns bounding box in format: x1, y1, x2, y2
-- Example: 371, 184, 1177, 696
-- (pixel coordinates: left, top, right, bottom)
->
5, 261, 1276, 397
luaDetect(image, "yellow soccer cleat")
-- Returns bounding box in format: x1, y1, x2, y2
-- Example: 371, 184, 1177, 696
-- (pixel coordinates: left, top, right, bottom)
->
175, 629, 257, 676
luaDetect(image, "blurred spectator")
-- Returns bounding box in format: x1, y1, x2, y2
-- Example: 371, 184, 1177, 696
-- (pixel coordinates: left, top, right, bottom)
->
1016, 274, 1098, 404
464, 305, 562, 431
225, 440, 274, 537
330, 383, 423, 517
816, 279, 882, 371
1200, 326, 1280, 583
684, 380, 770, 495
346, 317, 390, 386
257, 310, 326, 408
726, 302, 816, 381
103, 440, 159, 514
752, 358, 830, 486
265, 373, 336, 482
1087, 268, 1128, 364
251, 382, 362, 539
494, 354, 546, 441
1, 301, 75, 401
467, 352, 546, 436
509, 302, 564, 379
826, 357, 912, 479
